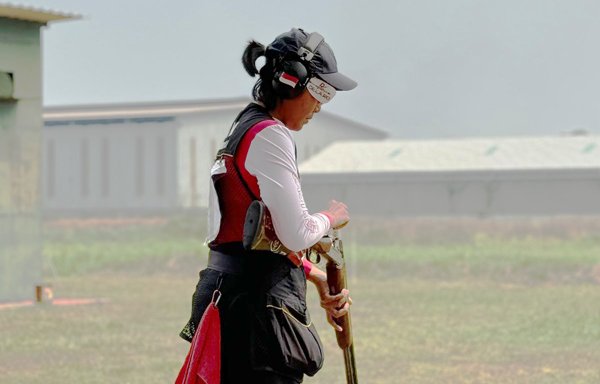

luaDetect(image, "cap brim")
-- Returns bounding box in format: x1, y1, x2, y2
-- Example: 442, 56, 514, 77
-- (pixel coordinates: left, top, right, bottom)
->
318, 72, 357, 91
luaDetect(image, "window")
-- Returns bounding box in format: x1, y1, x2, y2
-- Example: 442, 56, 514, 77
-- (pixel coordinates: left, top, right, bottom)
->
81, 139, 89, 197
101, 138, 109, 197
135, 137, 145, 197
190, 137, 197, 207
46, 140, 55, 199
156, 137, 165, 196
0, 72, 15, 101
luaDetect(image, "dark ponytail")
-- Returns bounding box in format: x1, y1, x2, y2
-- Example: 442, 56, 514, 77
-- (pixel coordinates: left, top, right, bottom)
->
242, 40, 265, 76
241, 40, 280, 111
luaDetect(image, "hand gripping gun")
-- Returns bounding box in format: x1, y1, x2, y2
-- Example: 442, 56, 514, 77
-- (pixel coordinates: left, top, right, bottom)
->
243, 200, 358, 384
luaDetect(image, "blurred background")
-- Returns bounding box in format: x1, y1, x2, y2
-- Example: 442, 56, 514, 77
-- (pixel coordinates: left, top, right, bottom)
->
1, 1, 600, 383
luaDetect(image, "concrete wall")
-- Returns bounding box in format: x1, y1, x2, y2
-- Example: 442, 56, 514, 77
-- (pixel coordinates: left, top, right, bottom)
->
301, 169, 600, 217
43, 118, 179, 215
0, 17, 43, 301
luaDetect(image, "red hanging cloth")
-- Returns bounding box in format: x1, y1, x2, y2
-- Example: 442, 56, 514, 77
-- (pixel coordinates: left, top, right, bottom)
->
175, 292, 221, 384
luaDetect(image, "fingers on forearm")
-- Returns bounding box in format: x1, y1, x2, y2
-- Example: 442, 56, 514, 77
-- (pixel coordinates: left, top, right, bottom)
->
320, 294, 341, 305
321, 290, 347, 303
321, 302, 349, 318
320, 300, 342, 310
331, 303, 350, 318
327, 315, 343, 332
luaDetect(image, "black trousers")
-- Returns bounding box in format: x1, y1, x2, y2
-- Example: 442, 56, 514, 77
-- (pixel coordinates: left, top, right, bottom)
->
180, 254, 305, 384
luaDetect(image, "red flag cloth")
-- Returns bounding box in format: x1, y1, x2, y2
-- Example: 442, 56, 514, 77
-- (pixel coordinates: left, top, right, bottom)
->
175, 301, 221, 384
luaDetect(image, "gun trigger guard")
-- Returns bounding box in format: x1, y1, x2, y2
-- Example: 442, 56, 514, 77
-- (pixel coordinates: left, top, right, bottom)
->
307, 250, 321, 264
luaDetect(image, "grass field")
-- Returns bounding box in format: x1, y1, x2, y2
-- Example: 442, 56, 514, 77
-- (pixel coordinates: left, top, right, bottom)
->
1, 216, 600, 383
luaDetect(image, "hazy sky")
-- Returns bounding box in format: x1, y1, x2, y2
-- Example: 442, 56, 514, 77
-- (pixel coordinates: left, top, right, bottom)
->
21, 0, 600, 138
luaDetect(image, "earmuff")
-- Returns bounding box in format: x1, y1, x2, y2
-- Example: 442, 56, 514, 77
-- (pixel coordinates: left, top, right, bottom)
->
271, 32, 324, 99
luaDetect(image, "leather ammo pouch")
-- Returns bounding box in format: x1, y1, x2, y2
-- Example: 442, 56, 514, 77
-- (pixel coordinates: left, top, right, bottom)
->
250, 257, 324, 377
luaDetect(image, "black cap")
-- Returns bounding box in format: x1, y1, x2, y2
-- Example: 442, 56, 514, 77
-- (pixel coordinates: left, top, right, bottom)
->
266, 28, 357, 91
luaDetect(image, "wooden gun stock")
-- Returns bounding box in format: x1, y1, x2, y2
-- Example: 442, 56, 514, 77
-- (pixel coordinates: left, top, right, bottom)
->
322, 235, 358, 384
326, 260, 353, 349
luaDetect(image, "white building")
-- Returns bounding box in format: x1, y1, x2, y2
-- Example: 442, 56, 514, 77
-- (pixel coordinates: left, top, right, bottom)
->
299, 135, 600, 217
42, 98, 388, 216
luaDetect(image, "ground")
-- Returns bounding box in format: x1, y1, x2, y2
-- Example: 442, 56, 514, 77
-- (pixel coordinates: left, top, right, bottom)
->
1, 216, 600, 383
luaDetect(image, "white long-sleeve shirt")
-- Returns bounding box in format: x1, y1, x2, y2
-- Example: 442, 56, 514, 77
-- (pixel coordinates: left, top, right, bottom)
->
206, 121, 331, 252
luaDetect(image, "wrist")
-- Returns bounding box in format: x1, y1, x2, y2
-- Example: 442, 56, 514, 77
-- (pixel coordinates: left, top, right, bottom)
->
308, 271, 326, 285
307, 267, 328, 294
319, 211, 334, 228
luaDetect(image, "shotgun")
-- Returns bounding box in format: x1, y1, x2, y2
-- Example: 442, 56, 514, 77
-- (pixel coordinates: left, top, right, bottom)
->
310, 229, 358, 384
243, 200, 358, 383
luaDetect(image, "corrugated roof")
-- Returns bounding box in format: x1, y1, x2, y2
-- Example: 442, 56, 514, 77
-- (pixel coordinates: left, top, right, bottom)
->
299, 136, 600, 173
43, 98, 251, 120
0, 2, 79, 23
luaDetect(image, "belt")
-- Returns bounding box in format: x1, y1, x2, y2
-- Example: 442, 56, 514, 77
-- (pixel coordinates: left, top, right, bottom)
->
207, 250, 249, 276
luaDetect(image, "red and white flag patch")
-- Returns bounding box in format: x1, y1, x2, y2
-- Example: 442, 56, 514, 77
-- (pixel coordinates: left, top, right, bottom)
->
279, 72, 299, 88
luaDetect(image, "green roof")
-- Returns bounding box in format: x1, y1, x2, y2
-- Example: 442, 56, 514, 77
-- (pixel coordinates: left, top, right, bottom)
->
300, 136, 600, 173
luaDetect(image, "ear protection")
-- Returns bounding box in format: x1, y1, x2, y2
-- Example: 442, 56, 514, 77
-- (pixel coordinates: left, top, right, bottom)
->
271, 32, 324, 99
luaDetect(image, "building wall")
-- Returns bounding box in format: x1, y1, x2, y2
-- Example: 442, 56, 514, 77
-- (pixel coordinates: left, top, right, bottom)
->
43, 118, 179, 215
0, 17, 43, 301
301, 170, 600, 217
177, 110, 235, 208
42, 102, 388, 213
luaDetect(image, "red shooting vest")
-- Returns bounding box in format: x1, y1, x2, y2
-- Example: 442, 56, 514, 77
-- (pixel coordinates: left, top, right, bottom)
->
209, 117, 277, 248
